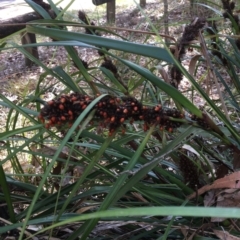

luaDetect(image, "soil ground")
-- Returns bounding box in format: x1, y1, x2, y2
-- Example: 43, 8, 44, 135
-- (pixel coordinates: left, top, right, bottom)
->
0, 0, 145, 19
0, 0, 191, 83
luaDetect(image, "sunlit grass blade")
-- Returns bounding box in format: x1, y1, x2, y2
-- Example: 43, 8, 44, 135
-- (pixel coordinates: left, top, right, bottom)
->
26, 206, 240, 239
29, 19, 129, 39
0, 125, 42, 141
52, 66, 80, 92
100, 67, 127, 93
25, 0, 52, 19
26, 25, 175, 63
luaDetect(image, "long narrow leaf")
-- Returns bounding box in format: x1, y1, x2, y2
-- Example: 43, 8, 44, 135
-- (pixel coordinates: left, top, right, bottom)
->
26, 25, 174, 63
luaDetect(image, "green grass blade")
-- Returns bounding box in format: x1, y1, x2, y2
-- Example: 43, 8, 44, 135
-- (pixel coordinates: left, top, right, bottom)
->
26, 206, 240, 239
25, 0, 52, 19
120, 59, 201, 116
0, 166, 16, 223
73, 126, 155, 240
26, 25, 174, 63
0, 125, 42, 141
18, 94, 108, 239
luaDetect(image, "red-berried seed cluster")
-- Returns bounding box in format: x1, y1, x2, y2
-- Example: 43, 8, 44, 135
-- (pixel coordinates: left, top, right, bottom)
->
38, 93, 184, 134
178, 151, 200, 188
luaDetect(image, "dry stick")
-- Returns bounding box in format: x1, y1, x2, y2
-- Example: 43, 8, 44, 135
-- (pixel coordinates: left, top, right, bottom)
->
229, 219, 240, 232
163, 0, 169, 44
1, 22, 176, 42
2, 22, 240, 40
198, 30, 230, 121
0, 217, 34, 238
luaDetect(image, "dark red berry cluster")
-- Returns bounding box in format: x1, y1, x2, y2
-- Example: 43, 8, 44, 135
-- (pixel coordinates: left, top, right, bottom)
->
178, 151, 200, 188
38, 93, 184, 134
38, 93, 94, 129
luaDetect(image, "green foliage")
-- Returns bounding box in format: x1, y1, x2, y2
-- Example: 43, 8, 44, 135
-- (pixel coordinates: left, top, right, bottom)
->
0, 0, 240, 239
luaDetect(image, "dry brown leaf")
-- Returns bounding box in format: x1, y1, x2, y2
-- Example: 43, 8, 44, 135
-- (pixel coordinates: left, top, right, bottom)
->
73, 166, 84, 178
188, 54, 202, 76
76, 206, 96, 214
155, 65, 169, 83
211, 189, 240, 222
213, 229, 240, 240
131, 192, 149, 203
203, 190, 216, 207
216, 189, 240, 207
179, 226, 189, 238
188, 171, 240, 199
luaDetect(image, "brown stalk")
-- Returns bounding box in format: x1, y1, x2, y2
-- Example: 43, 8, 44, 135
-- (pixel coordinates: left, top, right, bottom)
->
1, 22, 176, 42
198, 30, 230, 121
